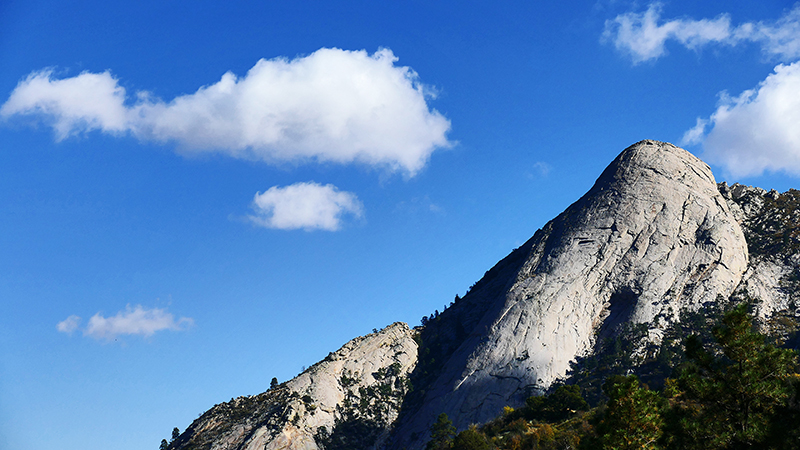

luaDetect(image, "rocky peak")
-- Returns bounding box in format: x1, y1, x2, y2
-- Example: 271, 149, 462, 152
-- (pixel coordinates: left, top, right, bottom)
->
389, 140, 749, 449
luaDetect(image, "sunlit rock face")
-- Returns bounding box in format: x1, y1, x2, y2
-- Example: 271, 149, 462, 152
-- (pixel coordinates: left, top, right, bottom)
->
719, 182, 800, 326
390, 140, 749, 449
170, 322, 417, 450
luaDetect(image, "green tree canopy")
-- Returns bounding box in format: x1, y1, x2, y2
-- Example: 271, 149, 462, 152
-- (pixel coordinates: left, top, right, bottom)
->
525, 384, 589, 423
452, 426, 491, 450
427, 412, 456, 450
665, 303, 799, 449
597, 375, 663, 450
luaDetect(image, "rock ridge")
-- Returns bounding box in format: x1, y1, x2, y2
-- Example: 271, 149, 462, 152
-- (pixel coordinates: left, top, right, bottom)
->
719, 182, 800, 326
171, 322, 417, 450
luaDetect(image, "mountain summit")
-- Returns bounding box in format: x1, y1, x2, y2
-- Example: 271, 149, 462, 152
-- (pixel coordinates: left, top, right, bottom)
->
169, 140, 799, 450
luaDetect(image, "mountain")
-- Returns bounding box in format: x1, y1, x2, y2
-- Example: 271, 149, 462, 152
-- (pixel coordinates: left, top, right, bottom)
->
167, 140, 800, 450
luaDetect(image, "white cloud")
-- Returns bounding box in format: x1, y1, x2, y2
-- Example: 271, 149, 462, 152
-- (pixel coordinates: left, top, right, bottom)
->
1, 48, 452, 175
249, 182, 363, 231
603, 3, 800, 64
59, 305, 193, 341
56, 315, 81, 334
682, 61, 800, 177
1, 69, 129, 139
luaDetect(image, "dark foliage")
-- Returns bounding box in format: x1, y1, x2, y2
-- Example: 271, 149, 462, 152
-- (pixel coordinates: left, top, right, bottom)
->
525, 384, 589, 423
662, 303, 800, 449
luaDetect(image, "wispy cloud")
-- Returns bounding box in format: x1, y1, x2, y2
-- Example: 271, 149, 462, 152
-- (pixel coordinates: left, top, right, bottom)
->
603, 3, 800, 64
1, 48, 452, 175
531, 161, 552, 177
682, 61, 800, 177
394, 195, 444, 216
57, 305, 193, 341
249, 182, 363, 231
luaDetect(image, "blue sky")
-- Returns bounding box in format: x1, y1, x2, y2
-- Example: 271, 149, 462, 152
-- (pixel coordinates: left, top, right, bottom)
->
2, 1, 800, 449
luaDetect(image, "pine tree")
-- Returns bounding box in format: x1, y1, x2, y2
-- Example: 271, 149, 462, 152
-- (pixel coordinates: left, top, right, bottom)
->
597, 375, 663, 450
427, 413, 456, 450
665, 303, 799, 449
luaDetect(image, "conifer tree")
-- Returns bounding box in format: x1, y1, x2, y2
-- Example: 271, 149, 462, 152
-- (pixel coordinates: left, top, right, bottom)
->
665, 303, 799, 449
427, 413, 456, 450
597, 375, 663, 450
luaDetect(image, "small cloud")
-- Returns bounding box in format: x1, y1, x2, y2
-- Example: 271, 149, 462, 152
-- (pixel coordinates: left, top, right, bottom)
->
685, 61, 800, 177
1, 48, 452, 176
56, 315, 81, 335
526, 161, 553, 180
603, 3, 800, 64
532, 161, 552, 177
249, 182, 364, 231
58, 305, 193, 341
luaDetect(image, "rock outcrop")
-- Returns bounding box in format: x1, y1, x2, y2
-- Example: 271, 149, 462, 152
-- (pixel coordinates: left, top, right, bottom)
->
171, 322, 417, 450
390, 140, 749, 449
719, 182, 800, 327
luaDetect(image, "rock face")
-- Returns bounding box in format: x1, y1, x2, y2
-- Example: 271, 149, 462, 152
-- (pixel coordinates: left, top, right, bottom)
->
719, 182, 800, 327
174, 140, 800, 450
171, 322, 417, 450
390, 140, 749, 449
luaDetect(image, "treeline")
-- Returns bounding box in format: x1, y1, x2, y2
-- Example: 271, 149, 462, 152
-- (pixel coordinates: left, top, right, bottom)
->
424, 303, 800, 450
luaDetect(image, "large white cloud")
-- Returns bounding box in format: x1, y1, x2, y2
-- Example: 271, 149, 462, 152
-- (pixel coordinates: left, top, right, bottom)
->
682, 61, 800, 177
249, 182, 363, 231
57, 305, 194, 341
1, 48, 451, 175
603, 3, 800, 64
